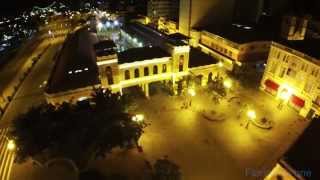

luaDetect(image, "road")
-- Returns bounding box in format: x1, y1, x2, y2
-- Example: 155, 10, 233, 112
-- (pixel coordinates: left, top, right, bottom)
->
0, 128, 15, 180
0, 43, 62, 128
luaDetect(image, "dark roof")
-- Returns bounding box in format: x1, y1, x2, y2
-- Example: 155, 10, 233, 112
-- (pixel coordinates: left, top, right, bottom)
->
118, 47, 170, 64
94, 40, 117, 57
276, 39, 320, 59
168, 33, 190, 41
125, 23, 187, 47
202, 16, 280, 44
284, 117, 320, 180
46, 28, 100, 94
189, 48, 218, 68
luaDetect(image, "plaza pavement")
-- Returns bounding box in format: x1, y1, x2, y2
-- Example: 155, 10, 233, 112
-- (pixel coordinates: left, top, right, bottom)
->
130, 84, 308, 180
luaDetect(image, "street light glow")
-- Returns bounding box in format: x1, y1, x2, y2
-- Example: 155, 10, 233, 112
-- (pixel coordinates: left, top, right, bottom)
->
279, 86, 293, 101
247, 110, 256, 120
7, 140, 16, 151
132, 114, 144, 123
223, 79, 232, 89
97, 22, 103, 30
218, 62, 224, 67
188, 88, 196, 97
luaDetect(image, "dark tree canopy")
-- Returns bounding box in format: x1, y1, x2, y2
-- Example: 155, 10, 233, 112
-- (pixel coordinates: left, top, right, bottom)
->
153, 158, 181, 180
10, 89, 145, 167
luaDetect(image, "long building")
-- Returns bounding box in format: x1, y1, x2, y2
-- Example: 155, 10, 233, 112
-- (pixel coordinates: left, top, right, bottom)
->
45, 24, 221, 105
260, 16, 320, 118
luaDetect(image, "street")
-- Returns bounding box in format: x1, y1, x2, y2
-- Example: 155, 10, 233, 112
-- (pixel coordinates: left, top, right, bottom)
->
0, 128, 15, 180
0, 43, 61, 128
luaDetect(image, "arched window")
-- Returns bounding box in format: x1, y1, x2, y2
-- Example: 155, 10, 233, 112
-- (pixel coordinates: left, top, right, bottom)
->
134, 69, 140, 78
162, 64, 167, 73
208, 72, 213, 82
124, 70, 130, 80
153, 65, 158, 74
179, 55, 184, 72
106, 66, 113, 85
144, 67, 149, 76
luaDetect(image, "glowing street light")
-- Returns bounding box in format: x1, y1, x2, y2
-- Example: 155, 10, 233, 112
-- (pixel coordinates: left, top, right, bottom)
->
97, 22, 103, 30
218, 62, 224, 67
7, 140, 16, 151
114, 20, 119, 26
188, 88, 196, 97
279, 89, 292, 101
223, 79, 233, 89
245, 109, 256, 129
132, 114, 144, 123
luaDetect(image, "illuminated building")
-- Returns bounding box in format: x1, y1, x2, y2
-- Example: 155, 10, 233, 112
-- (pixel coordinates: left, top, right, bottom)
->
179, 0, 236, 36
196, 23, 273, 71
261, 16, 320, 118
147, 0, 179, 23
45, 24, 221, 105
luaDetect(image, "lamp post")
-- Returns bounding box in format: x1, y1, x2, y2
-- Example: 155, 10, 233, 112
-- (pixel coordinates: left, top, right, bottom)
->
278, 89, 292, 110
245, 109, 256, 129
187, 88, 196, 108
7, 139, 16, 151
131, 114, 144, 152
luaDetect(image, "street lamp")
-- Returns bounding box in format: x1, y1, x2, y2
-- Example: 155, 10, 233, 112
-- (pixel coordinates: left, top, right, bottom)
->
245, 109, 256, 129
218, 62, 224, 68
187, 88, 196, 97
132, 114, 144, 123
7, 140, 16, 151
278, 88, 292, 110
223, 79, 233, 89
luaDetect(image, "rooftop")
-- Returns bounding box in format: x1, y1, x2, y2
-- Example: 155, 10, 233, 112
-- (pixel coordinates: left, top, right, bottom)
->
189, 48, 218, 68
284, 117, 320, 180
202, 16, 280, 44
125, 23, 187, 47
46, 27, 100, 94
94, 40, 117, 57
118, 46, 170, 64
275, 39, 320, 60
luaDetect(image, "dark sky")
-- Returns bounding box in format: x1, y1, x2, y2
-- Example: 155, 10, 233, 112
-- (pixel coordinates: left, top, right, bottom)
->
1, 0, 79, 16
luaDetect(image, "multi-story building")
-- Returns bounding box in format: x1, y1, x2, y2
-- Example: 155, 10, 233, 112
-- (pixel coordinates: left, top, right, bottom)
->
45, 24, 221, 105
196, 24, 273, 71
147, 0, 179, 23
260, 41, 320, 118
179, 0, 236, 36
260, 16, 320, 118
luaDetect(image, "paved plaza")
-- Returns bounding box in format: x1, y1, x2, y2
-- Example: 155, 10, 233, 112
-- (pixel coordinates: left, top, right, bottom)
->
133, 83, 310, 180
8, 81, 311, 180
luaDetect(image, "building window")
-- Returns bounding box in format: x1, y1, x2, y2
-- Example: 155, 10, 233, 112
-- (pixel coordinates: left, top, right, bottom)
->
134, 69, 140, 78
278, 67, 286, 78
228, 51, 232, 57
162, 64, 167, 73
124, 70, 130, 80
106, 66, 113, 85
277, 52, 281, 59
144, 67, 149, 76
269, 61, 278, 74
304, 80, 313, 93
286, 68, 296, 78
179, 55, 184, 72
153, 65, 158, 74
315, 69, 319, 77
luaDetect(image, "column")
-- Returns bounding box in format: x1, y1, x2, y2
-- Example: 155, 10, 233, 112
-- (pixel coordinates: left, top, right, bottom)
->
144, 83, 149, 98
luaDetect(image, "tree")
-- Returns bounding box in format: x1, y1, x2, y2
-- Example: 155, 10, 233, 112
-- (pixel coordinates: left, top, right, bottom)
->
10, 89, 146, 168
153, 158, 181, 180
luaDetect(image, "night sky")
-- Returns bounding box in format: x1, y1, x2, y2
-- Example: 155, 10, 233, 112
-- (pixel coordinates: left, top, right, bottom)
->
1, 0, 320, 17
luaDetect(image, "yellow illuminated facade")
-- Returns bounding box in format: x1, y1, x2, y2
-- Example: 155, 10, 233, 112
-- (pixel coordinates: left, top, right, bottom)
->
261, 42, 320, 118
197, 31, 270, 71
